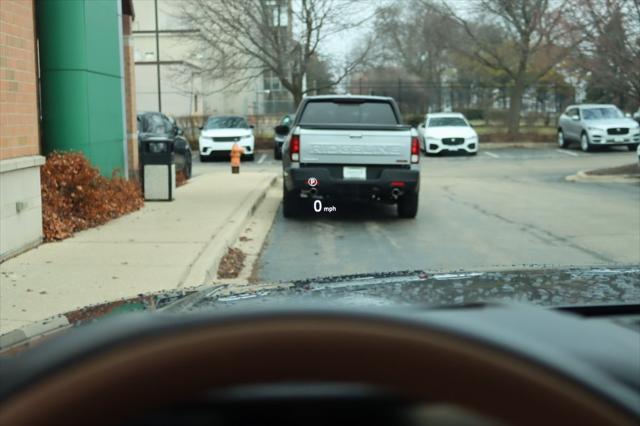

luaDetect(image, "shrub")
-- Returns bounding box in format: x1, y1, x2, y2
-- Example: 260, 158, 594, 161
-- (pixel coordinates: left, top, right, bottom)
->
486, 109, 509, 126
41, 152, 144, 241
403, 113, 424, 127
457, 108, 485, 121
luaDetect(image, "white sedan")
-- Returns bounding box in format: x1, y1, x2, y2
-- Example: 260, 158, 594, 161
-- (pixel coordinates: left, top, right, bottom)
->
417, 113, 479, 155
199, 116, 255, 161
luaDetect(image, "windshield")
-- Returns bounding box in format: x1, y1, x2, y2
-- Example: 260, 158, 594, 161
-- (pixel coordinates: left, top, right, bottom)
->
1, 0, 639, 356
428, 117, 468, 127
205, 116, 249, 129
582, 107, 624, 120
280, 115, 292, 126
138, 114, 165, 133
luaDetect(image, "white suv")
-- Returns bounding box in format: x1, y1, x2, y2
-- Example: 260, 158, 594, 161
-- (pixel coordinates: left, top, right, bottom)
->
557, 104, 640, 152
199, 116, 255, 161
417, 113, 479, 155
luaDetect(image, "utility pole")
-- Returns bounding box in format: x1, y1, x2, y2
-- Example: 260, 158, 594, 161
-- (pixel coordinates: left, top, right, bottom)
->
154, 0, 162, 112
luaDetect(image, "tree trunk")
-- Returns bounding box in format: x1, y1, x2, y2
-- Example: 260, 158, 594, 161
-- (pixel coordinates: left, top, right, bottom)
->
292, 89, 303, 109
507, 77, 526, 137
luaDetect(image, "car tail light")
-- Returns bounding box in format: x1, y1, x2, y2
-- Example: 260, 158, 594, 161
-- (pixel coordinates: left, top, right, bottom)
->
411, 137, 420, 163
290, 134, 300, 162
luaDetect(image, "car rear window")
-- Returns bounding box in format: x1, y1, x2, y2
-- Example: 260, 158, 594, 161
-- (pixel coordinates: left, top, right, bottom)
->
299, 101, 398, 125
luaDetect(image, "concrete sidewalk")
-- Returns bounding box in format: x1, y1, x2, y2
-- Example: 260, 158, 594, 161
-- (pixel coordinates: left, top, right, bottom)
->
0, 169, 277, 334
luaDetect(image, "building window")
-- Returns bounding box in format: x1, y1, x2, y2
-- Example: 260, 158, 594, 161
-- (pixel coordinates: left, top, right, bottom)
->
264, 70, 282, 91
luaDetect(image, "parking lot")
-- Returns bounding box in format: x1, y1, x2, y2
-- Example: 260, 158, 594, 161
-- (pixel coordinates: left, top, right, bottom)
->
196, 145, 640, 282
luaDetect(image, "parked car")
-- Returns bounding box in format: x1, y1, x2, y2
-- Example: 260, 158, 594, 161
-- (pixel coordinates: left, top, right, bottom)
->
273, 114, 293, 160
198, 116, 255, 161
417, 112, 479, 155
137, 112, 192, 179
557, 104, 640, 152
280, 95, 420, 218
633, 108, 640, 123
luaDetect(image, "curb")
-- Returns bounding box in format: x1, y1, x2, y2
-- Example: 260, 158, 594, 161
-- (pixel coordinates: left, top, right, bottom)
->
566, 170, 640, 183
481, 142, 556, 149
179, 174, 279, 287
0, 315, 70, 352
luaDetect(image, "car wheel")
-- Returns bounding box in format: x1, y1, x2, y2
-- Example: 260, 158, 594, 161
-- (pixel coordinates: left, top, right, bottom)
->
397, 192, 419, 219
580, 133, 592, 152
184, 156, 192, 179
245, 154, 255, 161
282, 183, 300, 218
628, 144, 639, 152
557, 129, 568, 148
274, 146, 282, 160
199, 154, 209, 163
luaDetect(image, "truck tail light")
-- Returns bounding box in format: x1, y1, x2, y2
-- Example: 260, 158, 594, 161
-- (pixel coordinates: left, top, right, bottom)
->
411, 137, 420, 163
290, 135, 300, 162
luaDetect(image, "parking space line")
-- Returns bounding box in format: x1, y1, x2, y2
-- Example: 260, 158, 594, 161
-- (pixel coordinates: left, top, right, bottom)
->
556, 149, 579, 157
484, 151, 500, 159
258, 153, 267, 164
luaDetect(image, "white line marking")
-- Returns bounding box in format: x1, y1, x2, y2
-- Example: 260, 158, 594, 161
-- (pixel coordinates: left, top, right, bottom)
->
258, 154, 266, 164
484, 151, 500, 158
556, 149, 579, 157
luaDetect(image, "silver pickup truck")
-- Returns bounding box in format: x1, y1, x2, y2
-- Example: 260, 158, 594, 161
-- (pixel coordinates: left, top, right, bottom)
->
278, 95, 421, 218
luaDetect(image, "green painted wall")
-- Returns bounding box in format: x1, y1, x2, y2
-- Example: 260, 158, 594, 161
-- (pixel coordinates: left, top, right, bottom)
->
37, 0, 125, 176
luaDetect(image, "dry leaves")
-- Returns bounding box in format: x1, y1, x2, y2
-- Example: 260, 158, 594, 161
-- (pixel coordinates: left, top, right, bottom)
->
41, 152, 144, 242
217, 247, 246, 279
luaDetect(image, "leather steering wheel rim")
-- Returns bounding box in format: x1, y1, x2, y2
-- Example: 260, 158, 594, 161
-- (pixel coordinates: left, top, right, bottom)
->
0, 313, 635, 425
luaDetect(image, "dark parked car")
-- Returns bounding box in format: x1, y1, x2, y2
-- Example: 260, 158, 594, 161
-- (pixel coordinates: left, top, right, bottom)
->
273, 114, 293, 160
137, 112, 193, 179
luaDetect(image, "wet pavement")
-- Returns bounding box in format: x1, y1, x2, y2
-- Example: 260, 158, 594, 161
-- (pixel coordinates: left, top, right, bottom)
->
255, 146, 639, 282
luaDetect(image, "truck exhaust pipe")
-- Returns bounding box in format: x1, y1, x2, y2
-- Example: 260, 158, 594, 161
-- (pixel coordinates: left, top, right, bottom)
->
391, 188, 401, 199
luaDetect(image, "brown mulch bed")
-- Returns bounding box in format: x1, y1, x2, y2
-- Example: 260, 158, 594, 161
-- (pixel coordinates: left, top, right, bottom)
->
217, 247, 246, 279
585, 163, 640, 176
41, 152, 144, 242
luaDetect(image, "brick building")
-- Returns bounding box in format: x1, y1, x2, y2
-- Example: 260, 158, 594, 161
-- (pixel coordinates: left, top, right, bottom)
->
0, 0, 44, 260
0, 0, 137, 260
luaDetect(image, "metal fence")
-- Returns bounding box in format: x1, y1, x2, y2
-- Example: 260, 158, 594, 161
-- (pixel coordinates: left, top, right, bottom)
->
347, 80, 576, 122
175, 114, 287, 146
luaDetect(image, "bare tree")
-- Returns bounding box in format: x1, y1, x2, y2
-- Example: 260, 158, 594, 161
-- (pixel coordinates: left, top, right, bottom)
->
179, 0, 373, 106
443, 0, 584, 136
574, 0, 640, 109
368, 0, 457, 110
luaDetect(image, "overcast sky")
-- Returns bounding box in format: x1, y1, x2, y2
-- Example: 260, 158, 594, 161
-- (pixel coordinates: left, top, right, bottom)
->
321, 0, 473, 61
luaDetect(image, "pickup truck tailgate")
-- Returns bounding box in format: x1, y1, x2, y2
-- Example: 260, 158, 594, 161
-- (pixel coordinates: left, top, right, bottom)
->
298, 128, 412, 165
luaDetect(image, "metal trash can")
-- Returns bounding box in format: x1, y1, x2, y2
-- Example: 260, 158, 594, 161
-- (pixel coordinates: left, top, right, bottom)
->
140, 137, 175, 201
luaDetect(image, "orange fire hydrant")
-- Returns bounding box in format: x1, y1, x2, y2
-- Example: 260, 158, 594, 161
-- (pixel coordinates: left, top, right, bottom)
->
230, 143, 245, 174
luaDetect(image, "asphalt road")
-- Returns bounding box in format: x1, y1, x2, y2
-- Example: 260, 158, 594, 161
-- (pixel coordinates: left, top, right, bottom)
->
238, 146, 640, 282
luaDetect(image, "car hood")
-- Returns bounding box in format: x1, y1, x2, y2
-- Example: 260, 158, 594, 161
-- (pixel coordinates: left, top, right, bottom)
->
2, 265, 638, 353
584, 118, 639, 129
200, 128, 252, 138
423, 126, 477, 138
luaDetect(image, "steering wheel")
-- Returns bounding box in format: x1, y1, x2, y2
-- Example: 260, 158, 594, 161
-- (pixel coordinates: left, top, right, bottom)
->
0, 308, 636, 425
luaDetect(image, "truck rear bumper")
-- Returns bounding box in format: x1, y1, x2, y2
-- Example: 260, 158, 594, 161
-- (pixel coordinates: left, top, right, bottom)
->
285, 167, 420, 201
